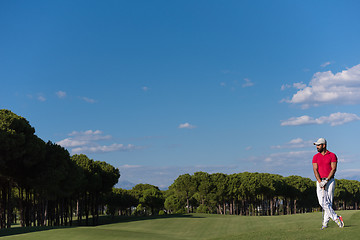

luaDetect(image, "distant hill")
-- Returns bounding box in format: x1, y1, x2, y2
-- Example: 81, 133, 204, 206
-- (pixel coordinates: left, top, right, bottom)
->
115, 180, 168, 191
116, 180, 136, 190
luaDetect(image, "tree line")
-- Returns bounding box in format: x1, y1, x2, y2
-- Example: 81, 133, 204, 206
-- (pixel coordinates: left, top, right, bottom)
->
106, 172, 360, 218
0, 110, 119, 228
166, 172, 360, 215
1, 109, 360, 229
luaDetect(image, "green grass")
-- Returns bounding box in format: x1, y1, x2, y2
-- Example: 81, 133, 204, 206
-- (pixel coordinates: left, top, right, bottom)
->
1, 211, 359, 240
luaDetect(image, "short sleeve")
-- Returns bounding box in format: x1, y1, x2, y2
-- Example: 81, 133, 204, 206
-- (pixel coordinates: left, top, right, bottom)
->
331, 153, 338, 162
312, 154, 317, 163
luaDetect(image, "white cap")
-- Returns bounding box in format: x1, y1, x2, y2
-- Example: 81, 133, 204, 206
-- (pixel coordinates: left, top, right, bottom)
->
314, 138, 327, 145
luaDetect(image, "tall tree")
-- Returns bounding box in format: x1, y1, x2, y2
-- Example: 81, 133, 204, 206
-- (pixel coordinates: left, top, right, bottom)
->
211, 173, 229, 214
0, 109, 45, 227
193, 172, 213, 211
131, 184, 164, 215
170, 174, 196, 213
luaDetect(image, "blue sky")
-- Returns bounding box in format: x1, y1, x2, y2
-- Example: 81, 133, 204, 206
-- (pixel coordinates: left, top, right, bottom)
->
1, 0, 360, 189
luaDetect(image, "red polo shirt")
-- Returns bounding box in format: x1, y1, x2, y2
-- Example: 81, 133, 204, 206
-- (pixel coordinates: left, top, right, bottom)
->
312, 151, 338, 178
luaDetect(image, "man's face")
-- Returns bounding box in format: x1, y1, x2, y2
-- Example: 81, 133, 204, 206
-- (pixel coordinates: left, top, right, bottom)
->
316, 144, 325, 152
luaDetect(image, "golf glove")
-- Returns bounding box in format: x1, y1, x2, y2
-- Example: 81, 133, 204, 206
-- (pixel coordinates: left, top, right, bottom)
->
319, 179, 328, 188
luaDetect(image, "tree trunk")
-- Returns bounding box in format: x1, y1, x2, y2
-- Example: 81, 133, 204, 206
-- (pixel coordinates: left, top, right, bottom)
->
0, 184, 6, 229
286, 198, 291, 215
77, 198, 82, 226
76, 199, 79, 218
186, 197, 190, 213
229, 201, 232, 215
85, 194, 89, 226
69, 199, 73, 226
241, 200, 245, 216
61, 200, 64, 226
218, 204, 222, 214
7, 180, 13, 228
234, 200, 237, 215
19, 188, 24, 227
43, 200, 47, 226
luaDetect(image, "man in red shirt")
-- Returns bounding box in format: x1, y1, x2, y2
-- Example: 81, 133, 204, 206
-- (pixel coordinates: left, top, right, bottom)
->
312, 138, 344, 229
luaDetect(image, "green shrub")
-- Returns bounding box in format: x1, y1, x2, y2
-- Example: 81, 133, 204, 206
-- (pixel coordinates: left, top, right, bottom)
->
196, 204, 209, 213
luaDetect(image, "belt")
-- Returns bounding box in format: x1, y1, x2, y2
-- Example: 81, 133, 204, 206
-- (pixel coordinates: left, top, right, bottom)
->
321, 177, 334, 180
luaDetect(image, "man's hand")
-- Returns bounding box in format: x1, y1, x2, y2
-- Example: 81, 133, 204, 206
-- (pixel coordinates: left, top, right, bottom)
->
319, 179, 328, 188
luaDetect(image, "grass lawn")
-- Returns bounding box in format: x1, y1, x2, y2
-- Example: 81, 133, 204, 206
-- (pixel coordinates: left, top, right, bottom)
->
1, 210, 359, 240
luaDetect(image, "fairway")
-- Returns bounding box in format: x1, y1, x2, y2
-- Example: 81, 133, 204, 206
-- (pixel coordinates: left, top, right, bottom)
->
1, 211, 359, 240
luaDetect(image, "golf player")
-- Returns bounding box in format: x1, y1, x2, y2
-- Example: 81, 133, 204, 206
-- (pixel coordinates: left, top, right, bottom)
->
312, 138, 344, 229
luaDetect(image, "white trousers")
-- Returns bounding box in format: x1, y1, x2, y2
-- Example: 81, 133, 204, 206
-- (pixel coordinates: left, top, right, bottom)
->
316, 178, 338, 224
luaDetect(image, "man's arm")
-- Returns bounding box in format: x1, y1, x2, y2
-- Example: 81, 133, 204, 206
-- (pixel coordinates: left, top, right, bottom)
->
312, 163, 321, 183
327, 161, 337, 180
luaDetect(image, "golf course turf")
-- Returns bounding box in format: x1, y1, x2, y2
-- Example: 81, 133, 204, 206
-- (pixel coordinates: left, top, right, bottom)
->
1, 210, 359, 239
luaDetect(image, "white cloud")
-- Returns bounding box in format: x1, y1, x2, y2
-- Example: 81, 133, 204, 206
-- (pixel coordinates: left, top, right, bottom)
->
242, 78, 254, 88
321, 61, 331, 68
271, 138, 313, 149
285, 64, 360, 107
121, 164, 142, 169
57, 130, 138, 154
37, 95, 46, 102
57, 130, 112, 148
289, 138, 304, 144
281, 112, 360, 126
142, 86, 149, 91
178, 122, 196, 129
220, 78, 253, 90
281, 84, 291, 91
72, 144, 136, 154
56, 91, 67, 98
264, 157, 272, 162
293, 82, 306, 89
81, 97, 96, 103
69, 130, 111, 140
281, 115, 318, 126
222, 70, 231, 74
281, 82, 306, 91
56, 138, 88, 148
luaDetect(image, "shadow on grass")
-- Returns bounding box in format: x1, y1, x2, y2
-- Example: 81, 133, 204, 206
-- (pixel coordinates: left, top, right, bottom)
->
96, 213, 204, 226
0, 214, 203, 237
0, 225, 71, 237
